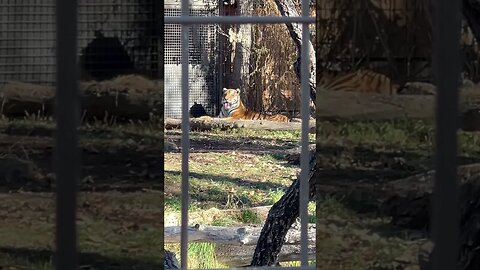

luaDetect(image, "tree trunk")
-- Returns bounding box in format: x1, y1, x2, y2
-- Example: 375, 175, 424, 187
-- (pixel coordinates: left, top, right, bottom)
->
463, 0, 480, 43
272, 0, 316, 112
236, 0, 253, 93
164, 250, 180, 270
250, 149, 316, 266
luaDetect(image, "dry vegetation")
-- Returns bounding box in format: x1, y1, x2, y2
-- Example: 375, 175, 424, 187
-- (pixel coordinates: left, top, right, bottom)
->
247, 0, 316, 114
0, 117, 164, 269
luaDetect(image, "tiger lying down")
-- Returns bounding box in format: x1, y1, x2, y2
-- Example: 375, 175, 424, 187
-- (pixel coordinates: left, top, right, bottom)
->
318, 68, 400, 95
198, 88, 290, 122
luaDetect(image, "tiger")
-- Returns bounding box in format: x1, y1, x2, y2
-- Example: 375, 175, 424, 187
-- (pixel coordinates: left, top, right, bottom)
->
198, 88, 290, 122
318, 68, 400, 95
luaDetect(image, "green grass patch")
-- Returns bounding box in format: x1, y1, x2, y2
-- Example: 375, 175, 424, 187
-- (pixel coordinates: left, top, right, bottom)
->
239, 209, 263, 224
317, 195, 355, 220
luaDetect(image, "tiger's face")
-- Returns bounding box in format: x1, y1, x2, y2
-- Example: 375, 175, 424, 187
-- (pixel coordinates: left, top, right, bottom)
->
221, 88, 241, 111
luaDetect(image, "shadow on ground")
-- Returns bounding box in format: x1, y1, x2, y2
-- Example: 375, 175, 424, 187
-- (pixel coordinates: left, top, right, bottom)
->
0, 246, 162, 269
165, 170, 286, 195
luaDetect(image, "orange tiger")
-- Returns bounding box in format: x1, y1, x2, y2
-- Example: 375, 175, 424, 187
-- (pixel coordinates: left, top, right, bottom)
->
319, 69, 400, 95
198, 88, 289, 122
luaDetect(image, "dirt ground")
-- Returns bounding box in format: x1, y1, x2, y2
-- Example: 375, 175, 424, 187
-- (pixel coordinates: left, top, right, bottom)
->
0, 120, 306, 269
1, 118, 468, 269
0, 120, 165, 269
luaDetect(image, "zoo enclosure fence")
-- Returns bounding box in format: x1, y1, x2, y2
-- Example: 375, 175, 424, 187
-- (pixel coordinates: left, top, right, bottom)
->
165, 0, 315, 269
0, 0, 161, 86
317, 0, 478, 85
51, 0, 461, 269
164, 0, 220, 118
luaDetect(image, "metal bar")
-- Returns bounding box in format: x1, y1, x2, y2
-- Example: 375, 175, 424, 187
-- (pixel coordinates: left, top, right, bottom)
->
55, 0, 79, 269
165, 16, 315, 24
432, 0, 461, 269
180, 0, 190, 269
192, 267, 316, 270
299, 0, 310, 266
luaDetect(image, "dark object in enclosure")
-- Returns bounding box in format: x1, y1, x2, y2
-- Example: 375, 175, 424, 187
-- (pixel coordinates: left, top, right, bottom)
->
80, 31, 135, 81
190, 102, 208, 117
460, 108, 480, 131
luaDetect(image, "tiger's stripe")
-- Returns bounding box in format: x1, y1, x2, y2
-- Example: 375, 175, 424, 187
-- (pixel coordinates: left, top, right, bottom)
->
319, 69, 400, 95
201, 88, 289, 122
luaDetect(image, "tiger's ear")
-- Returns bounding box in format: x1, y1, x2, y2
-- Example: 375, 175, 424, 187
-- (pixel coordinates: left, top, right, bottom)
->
235, 88, 241, 94
223, 87, 228, 93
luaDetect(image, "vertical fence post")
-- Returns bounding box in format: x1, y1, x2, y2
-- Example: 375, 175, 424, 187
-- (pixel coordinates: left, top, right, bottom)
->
180, 0, 190, 269
55, 0, 80, 269
300, 0, 310, 267
432, 0, 461, 269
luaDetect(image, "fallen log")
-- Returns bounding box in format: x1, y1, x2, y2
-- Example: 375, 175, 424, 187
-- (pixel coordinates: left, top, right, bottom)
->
164, 206, 274, 227
0, 81, 54, 117
164, 117, 316, 133
162, 243, 315, 268
215, 242, 316, 267
316, 86, 480, 125
164, 223, 316, 246
0, 75, 163, 121
80, 75, 163, 121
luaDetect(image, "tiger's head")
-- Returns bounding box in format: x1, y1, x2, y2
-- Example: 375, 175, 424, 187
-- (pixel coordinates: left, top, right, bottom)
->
221, 87, 242, 113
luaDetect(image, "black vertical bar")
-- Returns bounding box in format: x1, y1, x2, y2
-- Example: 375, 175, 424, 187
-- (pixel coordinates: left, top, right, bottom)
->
432, 0, 461, 269
180, 0, 190, 269
300, 0, 310, 265
157, 0, 165, 266
155, 0, 165, 266
55, 0, 79, 269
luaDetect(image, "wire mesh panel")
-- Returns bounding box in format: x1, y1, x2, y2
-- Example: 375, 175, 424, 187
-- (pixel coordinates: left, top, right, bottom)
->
164, 0, 220, 118
317, 0, 480, 84
0, 1, 56, 85
78, 0, 161, 81
0, 0, 161, 86
0, 1, 163, 268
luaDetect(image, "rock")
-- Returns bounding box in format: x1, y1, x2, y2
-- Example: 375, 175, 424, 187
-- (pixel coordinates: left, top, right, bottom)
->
399, 82, 437, 95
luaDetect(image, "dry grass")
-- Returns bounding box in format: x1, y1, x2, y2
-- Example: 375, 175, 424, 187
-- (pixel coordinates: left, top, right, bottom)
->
247, 0, 316, 114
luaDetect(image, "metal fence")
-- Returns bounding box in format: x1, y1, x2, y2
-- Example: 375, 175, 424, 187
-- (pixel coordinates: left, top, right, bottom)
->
164, 0, 220, 118
53, 0, 163, 269
165, 0, 315, 269
317, 0, 474, 85
50, 0, 460, 268
0, 1, 56, 85
0, 0, 160, 86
